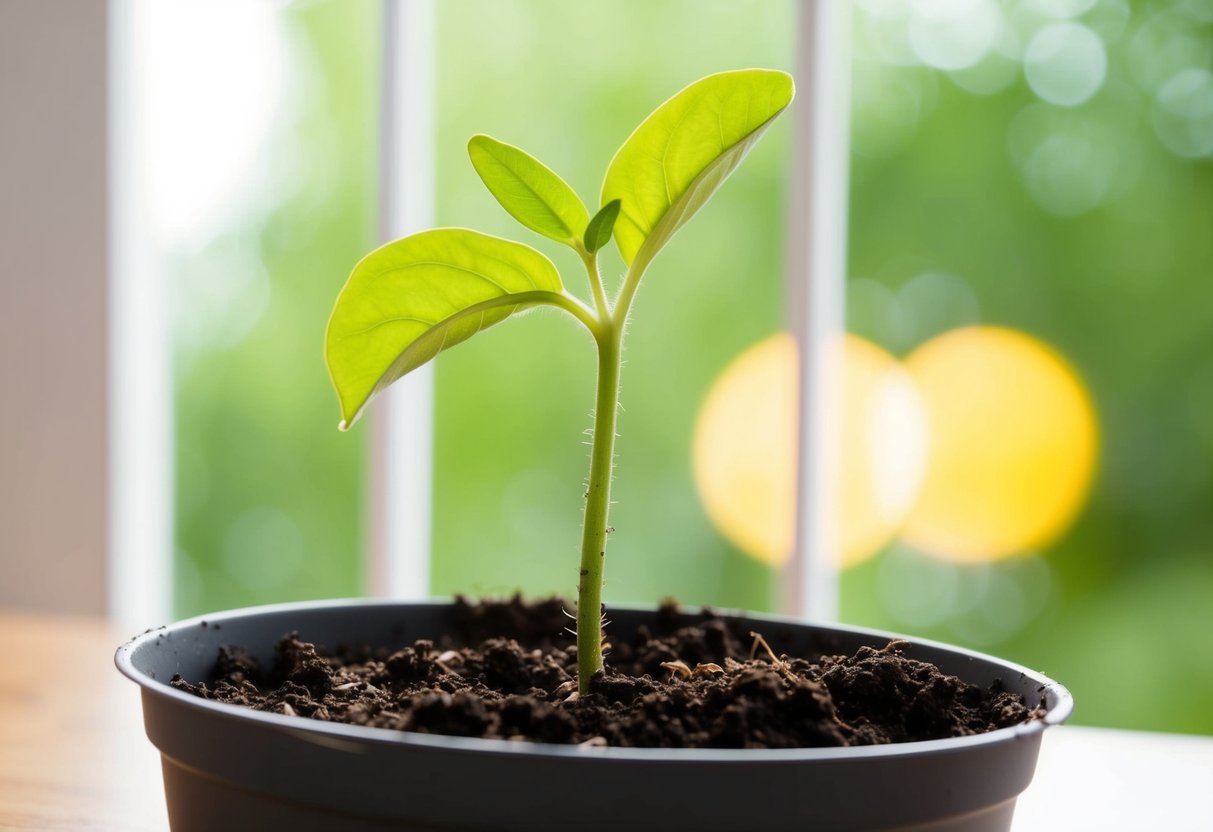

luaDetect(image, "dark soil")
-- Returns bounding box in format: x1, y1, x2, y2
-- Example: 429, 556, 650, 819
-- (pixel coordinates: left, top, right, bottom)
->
171, 597, 1044, 749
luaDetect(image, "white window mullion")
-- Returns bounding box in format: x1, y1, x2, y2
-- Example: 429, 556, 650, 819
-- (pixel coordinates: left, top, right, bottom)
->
370, 0, 437, 600
785, 0, 852, 620
107, 0, 174, 631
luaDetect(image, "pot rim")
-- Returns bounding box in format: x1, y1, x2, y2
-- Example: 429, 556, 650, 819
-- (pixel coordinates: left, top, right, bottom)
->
115, 596, 1073, 763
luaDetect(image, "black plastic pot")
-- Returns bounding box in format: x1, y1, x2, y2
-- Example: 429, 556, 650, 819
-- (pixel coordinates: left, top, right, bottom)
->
116, 599, 1071, 831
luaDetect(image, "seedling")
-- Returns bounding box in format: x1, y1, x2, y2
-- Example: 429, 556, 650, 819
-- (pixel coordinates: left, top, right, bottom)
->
326, 69, 794, 694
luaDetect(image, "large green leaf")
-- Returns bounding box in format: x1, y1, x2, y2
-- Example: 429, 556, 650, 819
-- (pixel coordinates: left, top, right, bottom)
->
601, 69, 794, 268
468, 134, 590, 246
326, 228, 566, 429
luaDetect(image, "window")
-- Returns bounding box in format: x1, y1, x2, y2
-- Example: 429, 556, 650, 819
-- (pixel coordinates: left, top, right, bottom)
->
101, 0, 1213, 736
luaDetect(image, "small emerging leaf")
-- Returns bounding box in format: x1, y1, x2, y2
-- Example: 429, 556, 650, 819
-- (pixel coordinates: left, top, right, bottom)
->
468, 134, 590, 246
326, 228, 565, 429
602, 69, 794, 268
583, 199, 621, 254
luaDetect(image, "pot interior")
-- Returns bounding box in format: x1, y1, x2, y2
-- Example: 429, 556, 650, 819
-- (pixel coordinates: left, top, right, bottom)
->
120, 599, 1071, 721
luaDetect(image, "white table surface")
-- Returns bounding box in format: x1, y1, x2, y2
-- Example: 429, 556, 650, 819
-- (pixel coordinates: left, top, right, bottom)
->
1014, 725, 1213, 830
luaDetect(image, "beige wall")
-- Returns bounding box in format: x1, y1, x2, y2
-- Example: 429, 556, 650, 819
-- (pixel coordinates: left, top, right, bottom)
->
0, 1, 109, 614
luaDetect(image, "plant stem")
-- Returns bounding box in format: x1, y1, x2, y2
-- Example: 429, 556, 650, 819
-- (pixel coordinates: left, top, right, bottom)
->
573, 251, 656, 694
581, 249, 610, 321
576, 319, 622, 693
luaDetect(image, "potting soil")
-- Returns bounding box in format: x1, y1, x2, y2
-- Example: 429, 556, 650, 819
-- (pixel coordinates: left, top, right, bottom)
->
171, 597, 1043, 748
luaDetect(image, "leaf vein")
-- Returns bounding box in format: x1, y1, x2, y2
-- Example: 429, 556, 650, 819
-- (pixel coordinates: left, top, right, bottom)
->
339, 314, 436, 340
370, 260, 513, 293
484, 147, 571, 236
659, 103, 697, 208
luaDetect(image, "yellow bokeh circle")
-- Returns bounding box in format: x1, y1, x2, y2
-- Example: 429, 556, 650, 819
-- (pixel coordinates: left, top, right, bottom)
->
900, 326, 1098, 563
692, 333, 799, 568
692, 333, 926, 568
692, 326, 1099, 569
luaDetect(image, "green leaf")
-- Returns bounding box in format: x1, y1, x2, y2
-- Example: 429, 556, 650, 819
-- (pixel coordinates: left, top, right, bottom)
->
468, 134, 590, 246
601, 69, 794, 268
583, 199, 621, 254
326, 228, 566, 429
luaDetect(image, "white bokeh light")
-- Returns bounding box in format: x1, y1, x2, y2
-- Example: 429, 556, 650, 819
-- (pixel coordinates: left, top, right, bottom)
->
1152, 68, 1213, 158
1024, 21, 1108, 106
908, 0, 1003, 71
1022, 131, 1115, 216
1009, 103, 1143, 216
1129, 9, 1210, 95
